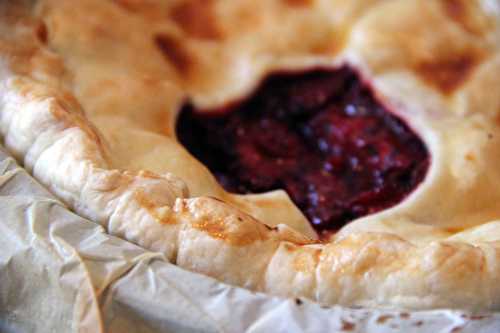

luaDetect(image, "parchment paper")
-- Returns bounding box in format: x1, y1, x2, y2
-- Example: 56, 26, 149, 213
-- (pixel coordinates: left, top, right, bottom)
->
0, 147, 499, 333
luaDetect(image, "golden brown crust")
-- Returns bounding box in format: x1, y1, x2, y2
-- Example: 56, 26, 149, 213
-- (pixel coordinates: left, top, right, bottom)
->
1, 0, 500, 310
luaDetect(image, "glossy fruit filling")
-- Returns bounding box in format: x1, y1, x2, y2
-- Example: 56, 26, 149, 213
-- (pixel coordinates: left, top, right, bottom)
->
176, 67, 429, 234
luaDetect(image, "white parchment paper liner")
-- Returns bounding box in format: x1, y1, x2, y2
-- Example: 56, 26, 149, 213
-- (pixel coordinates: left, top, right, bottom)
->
0, 147, 499, 333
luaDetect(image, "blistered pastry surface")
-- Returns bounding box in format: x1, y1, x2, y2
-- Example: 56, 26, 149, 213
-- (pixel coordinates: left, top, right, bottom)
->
0, 0, 500, 310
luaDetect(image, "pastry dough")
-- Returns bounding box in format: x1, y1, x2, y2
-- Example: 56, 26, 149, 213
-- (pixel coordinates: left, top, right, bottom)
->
1, 0, 500, 310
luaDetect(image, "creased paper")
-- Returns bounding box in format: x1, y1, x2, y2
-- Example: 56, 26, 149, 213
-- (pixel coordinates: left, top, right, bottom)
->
0, 147, 499, 333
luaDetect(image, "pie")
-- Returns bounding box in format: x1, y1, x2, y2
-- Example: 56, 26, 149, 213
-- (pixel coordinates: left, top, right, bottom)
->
1, 0, 500, 310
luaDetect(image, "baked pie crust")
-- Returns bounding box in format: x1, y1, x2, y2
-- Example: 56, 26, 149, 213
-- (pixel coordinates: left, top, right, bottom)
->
1, 0, 500, 310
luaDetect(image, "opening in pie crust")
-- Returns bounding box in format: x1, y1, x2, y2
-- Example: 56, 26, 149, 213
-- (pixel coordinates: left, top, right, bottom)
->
176, 67, 429, 234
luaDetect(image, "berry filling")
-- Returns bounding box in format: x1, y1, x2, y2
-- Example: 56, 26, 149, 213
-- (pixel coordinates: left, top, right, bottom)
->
176, 67, 429, 234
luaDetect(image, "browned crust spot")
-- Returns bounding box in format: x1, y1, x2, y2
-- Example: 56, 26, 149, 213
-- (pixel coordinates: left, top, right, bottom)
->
112, 0, 167, 20
442, 0, 491, 36
415, 51, 483, 94
444, 226, 466, 234
283, 0, 314, 8
185, 204, 268, 246
443, 0, 469, 29
191, 216, 269, 246
170, 0, 223, 40
154, 34, 193, 75
399, 312, 410, 319
137, 170, 164, 180
134, 188, 176, 224
494, 112, 500, 127
340, 319, 355, 331
308, 27, 347, 57
35, 21, 48, 44
376, 314, 393, 324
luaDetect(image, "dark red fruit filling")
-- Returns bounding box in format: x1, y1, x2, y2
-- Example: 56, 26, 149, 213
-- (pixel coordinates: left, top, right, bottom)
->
176, 67, 429, 234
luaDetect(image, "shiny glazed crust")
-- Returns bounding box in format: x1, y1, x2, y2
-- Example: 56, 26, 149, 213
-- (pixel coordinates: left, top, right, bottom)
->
1, 0, 500, 310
